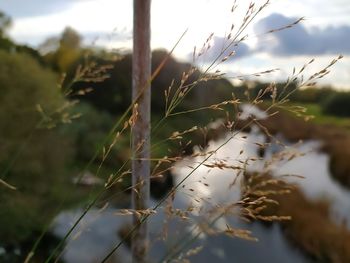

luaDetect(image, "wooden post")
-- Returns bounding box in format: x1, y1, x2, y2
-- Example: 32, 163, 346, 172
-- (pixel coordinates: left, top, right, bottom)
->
132, 0, 151, 262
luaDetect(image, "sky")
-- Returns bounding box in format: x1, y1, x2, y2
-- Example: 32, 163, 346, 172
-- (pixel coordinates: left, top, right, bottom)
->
1, 0, 350, 88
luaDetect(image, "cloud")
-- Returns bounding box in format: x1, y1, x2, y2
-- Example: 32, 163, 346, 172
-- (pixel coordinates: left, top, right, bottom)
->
190, 36, 251, 63
1, 0, 91, 18
254, 13, 350, 56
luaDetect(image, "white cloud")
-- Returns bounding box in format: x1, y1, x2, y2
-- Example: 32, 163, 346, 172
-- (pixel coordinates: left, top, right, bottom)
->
3, 0, 349, 88
1, 0, 92, 18
255, 13, 350, 56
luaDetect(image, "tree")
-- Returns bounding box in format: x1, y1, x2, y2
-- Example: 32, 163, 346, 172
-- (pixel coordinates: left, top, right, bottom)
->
42, 27, 82, 73
0, 11, 15, 52
0, 11, 11, 38
322, 91, 350, 117
131, 0, 151, 262
0, 50, 73, 247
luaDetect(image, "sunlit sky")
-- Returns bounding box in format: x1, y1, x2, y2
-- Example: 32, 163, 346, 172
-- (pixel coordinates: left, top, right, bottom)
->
1, 0, 350, 88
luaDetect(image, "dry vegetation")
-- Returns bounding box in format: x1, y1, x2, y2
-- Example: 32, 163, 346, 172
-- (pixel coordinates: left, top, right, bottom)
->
1, 1, 346, 263
41, 1, 344, 262
244, 172, 350, 263
236, 106, 350, 187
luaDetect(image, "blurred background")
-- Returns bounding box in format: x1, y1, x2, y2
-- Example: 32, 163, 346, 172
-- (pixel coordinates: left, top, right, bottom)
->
0, 0, 350, 262
2, 0, 350, 87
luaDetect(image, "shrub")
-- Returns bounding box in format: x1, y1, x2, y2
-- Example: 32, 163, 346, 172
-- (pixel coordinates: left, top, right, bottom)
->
321, 92, 350, 117
0, 50, 74, 244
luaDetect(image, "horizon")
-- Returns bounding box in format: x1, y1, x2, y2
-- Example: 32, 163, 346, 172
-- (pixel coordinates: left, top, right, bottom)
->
1, 0, 350, 89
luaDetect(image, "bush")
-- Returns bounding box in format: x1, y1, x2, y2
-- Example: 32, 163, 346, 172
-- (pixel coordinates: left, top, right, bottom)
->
0, 50, 74, 244
70, 49, 236, 115
60, 102, 129, 167
321, 92, 350, 117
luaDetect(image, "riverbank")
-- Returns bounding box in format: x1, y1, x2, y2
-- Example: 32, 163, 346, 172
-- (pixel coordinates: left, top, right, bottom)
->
244, 172, 350, 263
45, 104, 350, 263
234, 103, 350, 188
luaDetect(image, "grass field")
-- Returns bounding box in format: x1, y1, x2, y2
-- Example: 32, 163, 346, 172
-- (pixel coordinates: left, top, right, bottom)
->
287, 102, 350, 128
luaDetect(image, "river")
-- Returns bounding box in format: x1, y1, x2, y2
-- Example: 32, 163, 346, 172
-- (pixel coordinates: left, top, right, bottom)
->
53, 108, 350, 262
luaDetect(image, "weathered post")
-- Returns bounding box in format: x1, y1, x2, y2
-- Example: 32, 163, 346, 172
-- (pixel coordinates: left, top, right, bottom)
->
131, 0, 151, 262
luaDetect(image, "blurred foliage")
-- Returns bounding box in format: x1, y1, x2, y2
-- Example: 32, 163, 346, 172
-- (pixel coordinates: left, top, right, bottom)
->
43, 27, 83, 73
286, 102, 350, 127
0, 11, 45, 66
0, 50, 74, 245
250, 82, 335, 104
292, 86, 334, 104
0, 15, 349, 261
245, 173, 350, 263
0, 35, 46, 66
0, 10, 11, 37
60, 102, 130, 167
70, 49, 236, 115
321, 91, 350, 117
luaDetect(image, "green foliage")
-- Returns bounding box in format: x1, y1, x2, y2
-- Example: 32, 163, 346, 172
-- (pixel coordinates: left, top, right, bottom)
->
71, 49, 236, 115
0, 36, 14, 51
292, 86, 334, 104
285, 102, 350, 127
250, 82, 335, 105
0, 12, 346, 262
0, 50, 74, 244
0, 11, 11, 37
0, 19, 44, 65
43, 27, 83, 73
0, 11, 45, 66
0, 35, 46, 66
321, 91, 350, 117
61, 102, 129, 167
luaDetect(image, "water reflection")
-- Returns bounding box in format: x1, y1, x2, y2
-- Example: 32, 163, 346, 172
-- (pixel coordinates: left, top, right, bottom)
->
52, 105, 350, 262
52, 130, 308, 262
173, 127, 350, 226
53, 198, 308, 263
265, 140, 350, 226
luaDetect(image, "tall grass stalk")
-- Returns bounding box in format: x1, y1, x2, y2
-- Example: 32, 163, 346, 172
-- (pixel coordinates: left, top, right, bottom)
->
40, 30, 187, 263
100, 63, 342, 263
14, 1, 341, 262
